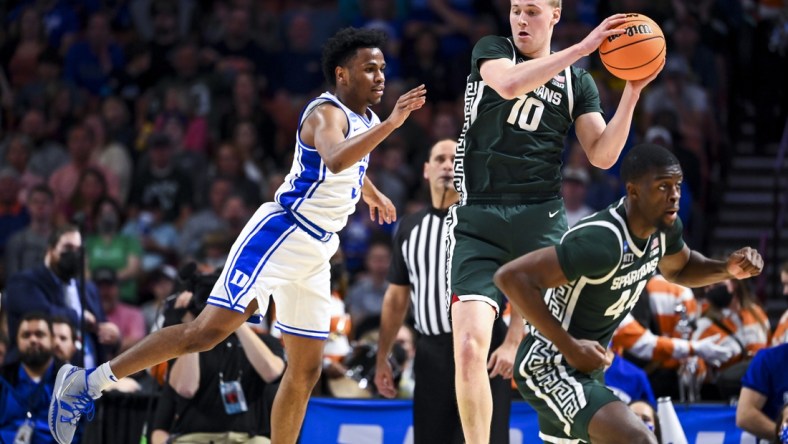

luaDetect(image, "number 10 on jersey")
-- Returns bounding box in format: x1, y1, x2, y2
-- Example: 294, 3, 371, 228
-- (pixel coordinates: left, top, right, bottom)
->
507, 96, 545, 131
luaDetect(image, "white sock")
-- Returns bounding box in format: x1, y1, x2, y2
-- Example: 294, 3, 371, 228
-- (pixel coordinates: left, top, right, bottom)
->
87, 362, 118, 396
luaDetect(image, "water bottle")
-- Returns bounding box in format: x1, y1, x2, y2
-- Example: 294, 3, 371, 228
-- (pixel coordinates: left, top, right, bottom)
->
657, 396, 688, 444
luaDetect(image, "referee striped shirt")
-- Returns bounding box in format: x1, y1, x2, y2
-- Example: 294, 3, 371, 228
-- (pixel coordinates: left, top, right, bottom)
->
388, 206, 452, 336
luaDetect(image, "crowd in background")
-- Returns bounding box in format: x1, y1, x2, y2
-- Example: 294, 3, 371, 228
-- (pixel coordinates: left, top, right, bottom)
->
0, 0, 787, 440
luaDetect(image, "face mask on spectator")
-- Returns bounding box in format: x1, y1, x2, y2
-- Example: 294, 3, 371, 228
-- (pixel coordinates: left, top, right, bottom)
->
98, 215, 118, 234
706, 285, 734, 309
55, 250, 81, 281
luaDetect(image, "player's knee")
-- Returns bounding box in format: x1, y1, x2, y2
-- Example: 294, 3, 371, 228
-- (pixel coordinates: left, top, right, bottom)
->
455, 330, 486, 367
181, 319, 231, 352
285, 360, 322, 387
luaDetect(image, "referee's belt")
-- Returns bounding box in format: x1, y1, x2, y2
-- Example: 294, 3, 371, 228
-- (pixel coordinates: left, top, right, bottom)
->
282, 207, 334, 242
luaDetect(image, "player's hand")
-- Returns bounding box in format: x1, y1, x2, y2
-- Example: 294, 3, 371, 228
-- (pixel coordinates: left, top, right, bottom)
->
726, 247, 763, 279
374, 358, 398, 398
690, 334, 733, 367
564, 338, 610, 374
386, 84, 426, 128
577, 14, 628, 56
626, 57, 665, 92
362, 187, 396, 224
488, 340, 517, 379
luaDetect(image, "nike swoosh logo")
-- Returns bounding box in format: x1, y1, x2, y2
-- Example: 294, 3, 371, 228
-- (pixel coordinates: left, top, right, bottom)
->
548, 210, 559, 218
620, 262, 634, 269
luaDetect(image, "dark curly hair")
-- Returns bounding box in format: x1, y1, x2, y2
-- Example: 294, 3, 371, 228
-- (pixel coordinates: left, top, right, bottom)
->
620, 143, 680, 185
321, 27, 387, 87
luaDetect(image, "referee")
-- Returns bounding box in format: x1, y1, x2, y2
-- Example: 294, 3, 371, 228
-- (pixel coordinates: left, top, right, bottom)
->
374, 140, 511, 443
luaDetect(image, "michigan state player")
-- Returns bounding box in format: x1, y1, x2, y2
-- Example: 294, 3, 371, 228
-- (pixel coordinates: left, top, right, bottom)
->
494, 144, 763, 444
448, 1, 663, 442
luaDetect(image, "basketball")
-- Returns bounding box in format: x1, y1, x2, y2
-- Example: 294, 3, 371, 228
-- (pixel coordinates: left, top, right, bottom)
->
598, 13, 666, 81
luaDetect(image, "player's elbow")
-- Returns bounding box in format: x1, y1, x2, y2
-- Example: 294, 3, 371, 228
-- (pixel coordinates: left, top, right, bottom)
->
324, 159, 347, 174
495, 82, 520, 101
587, 152, 616, 170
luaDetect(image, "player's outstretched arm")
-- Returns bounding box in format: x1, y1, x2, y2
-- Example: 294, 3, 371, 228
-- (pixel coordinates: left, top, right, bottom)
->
494, 247, 610, 373
659, 245, 763, 288
481, 14, 627, 100
304, 85, 426, 173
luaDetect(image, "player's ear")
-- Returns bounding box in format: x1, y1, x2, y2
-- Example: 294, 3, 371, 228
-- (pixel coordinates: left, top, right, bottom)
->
625, 181, 638, 200
551, 6, 561, 25
335, 66, 347, 86
423, 162, 429, 180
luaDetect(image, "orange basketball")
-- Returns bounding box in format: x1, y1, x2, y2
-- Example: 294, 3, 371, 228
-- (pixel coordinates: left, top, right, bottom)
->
598, 13, 666, 81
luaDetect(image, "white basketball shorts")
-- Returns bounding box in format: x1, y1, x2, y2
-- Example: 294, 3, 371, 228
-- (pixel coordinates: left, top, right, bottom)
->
207, 202, 339, 339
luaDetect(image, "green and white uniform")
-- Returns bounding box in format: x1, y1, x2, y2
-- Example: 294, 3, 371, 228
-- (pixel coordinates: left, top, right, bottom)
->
448, 35, 603, 312
514, 198, 685, 443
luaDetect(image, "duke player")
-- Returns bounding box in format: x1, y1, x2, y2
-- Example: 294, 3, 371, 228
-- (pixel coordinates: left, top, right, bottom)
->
494, 144, 763, 444
48, 28, 426, 444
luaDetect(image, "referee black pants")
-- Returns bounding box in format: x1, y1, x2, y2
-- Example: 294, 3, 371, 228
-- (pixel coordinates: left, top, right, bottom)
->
413, 319, 511, 444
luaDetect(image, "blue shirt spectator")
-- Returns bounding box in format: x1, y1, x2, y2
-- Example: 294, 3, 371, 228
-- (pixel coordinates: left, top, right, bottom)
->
8, 0, 80, 51
63, 13, 125, 97
0, 313, 66, 444
737, 344, 788, 441
605, 352, 657, 405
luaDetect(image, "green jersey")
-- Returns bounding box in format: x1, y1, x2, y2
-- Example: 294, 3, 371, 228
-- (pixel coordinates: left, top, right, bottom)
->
454, 35, 603, 205
529, 198, 685, 356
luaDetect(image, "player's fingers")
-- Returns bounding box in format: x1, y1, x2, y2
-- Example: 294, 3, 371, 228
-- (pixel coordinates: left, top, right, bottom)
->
487, 354, 497, 370
407, 84, 426, 95
606, 13, 628, 21
747, 249, 763, 267
381, 204, 390, 224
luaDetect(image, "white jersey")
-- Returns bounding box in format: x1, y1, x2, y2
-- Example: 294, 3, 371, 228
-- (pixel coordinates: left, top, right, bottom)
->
275, 92, 379, 241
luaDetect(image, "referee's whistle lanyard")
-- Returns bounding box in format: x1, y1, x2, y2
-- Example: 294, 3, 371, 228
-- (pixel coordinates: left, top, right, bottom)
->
218, 338, 248, 415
